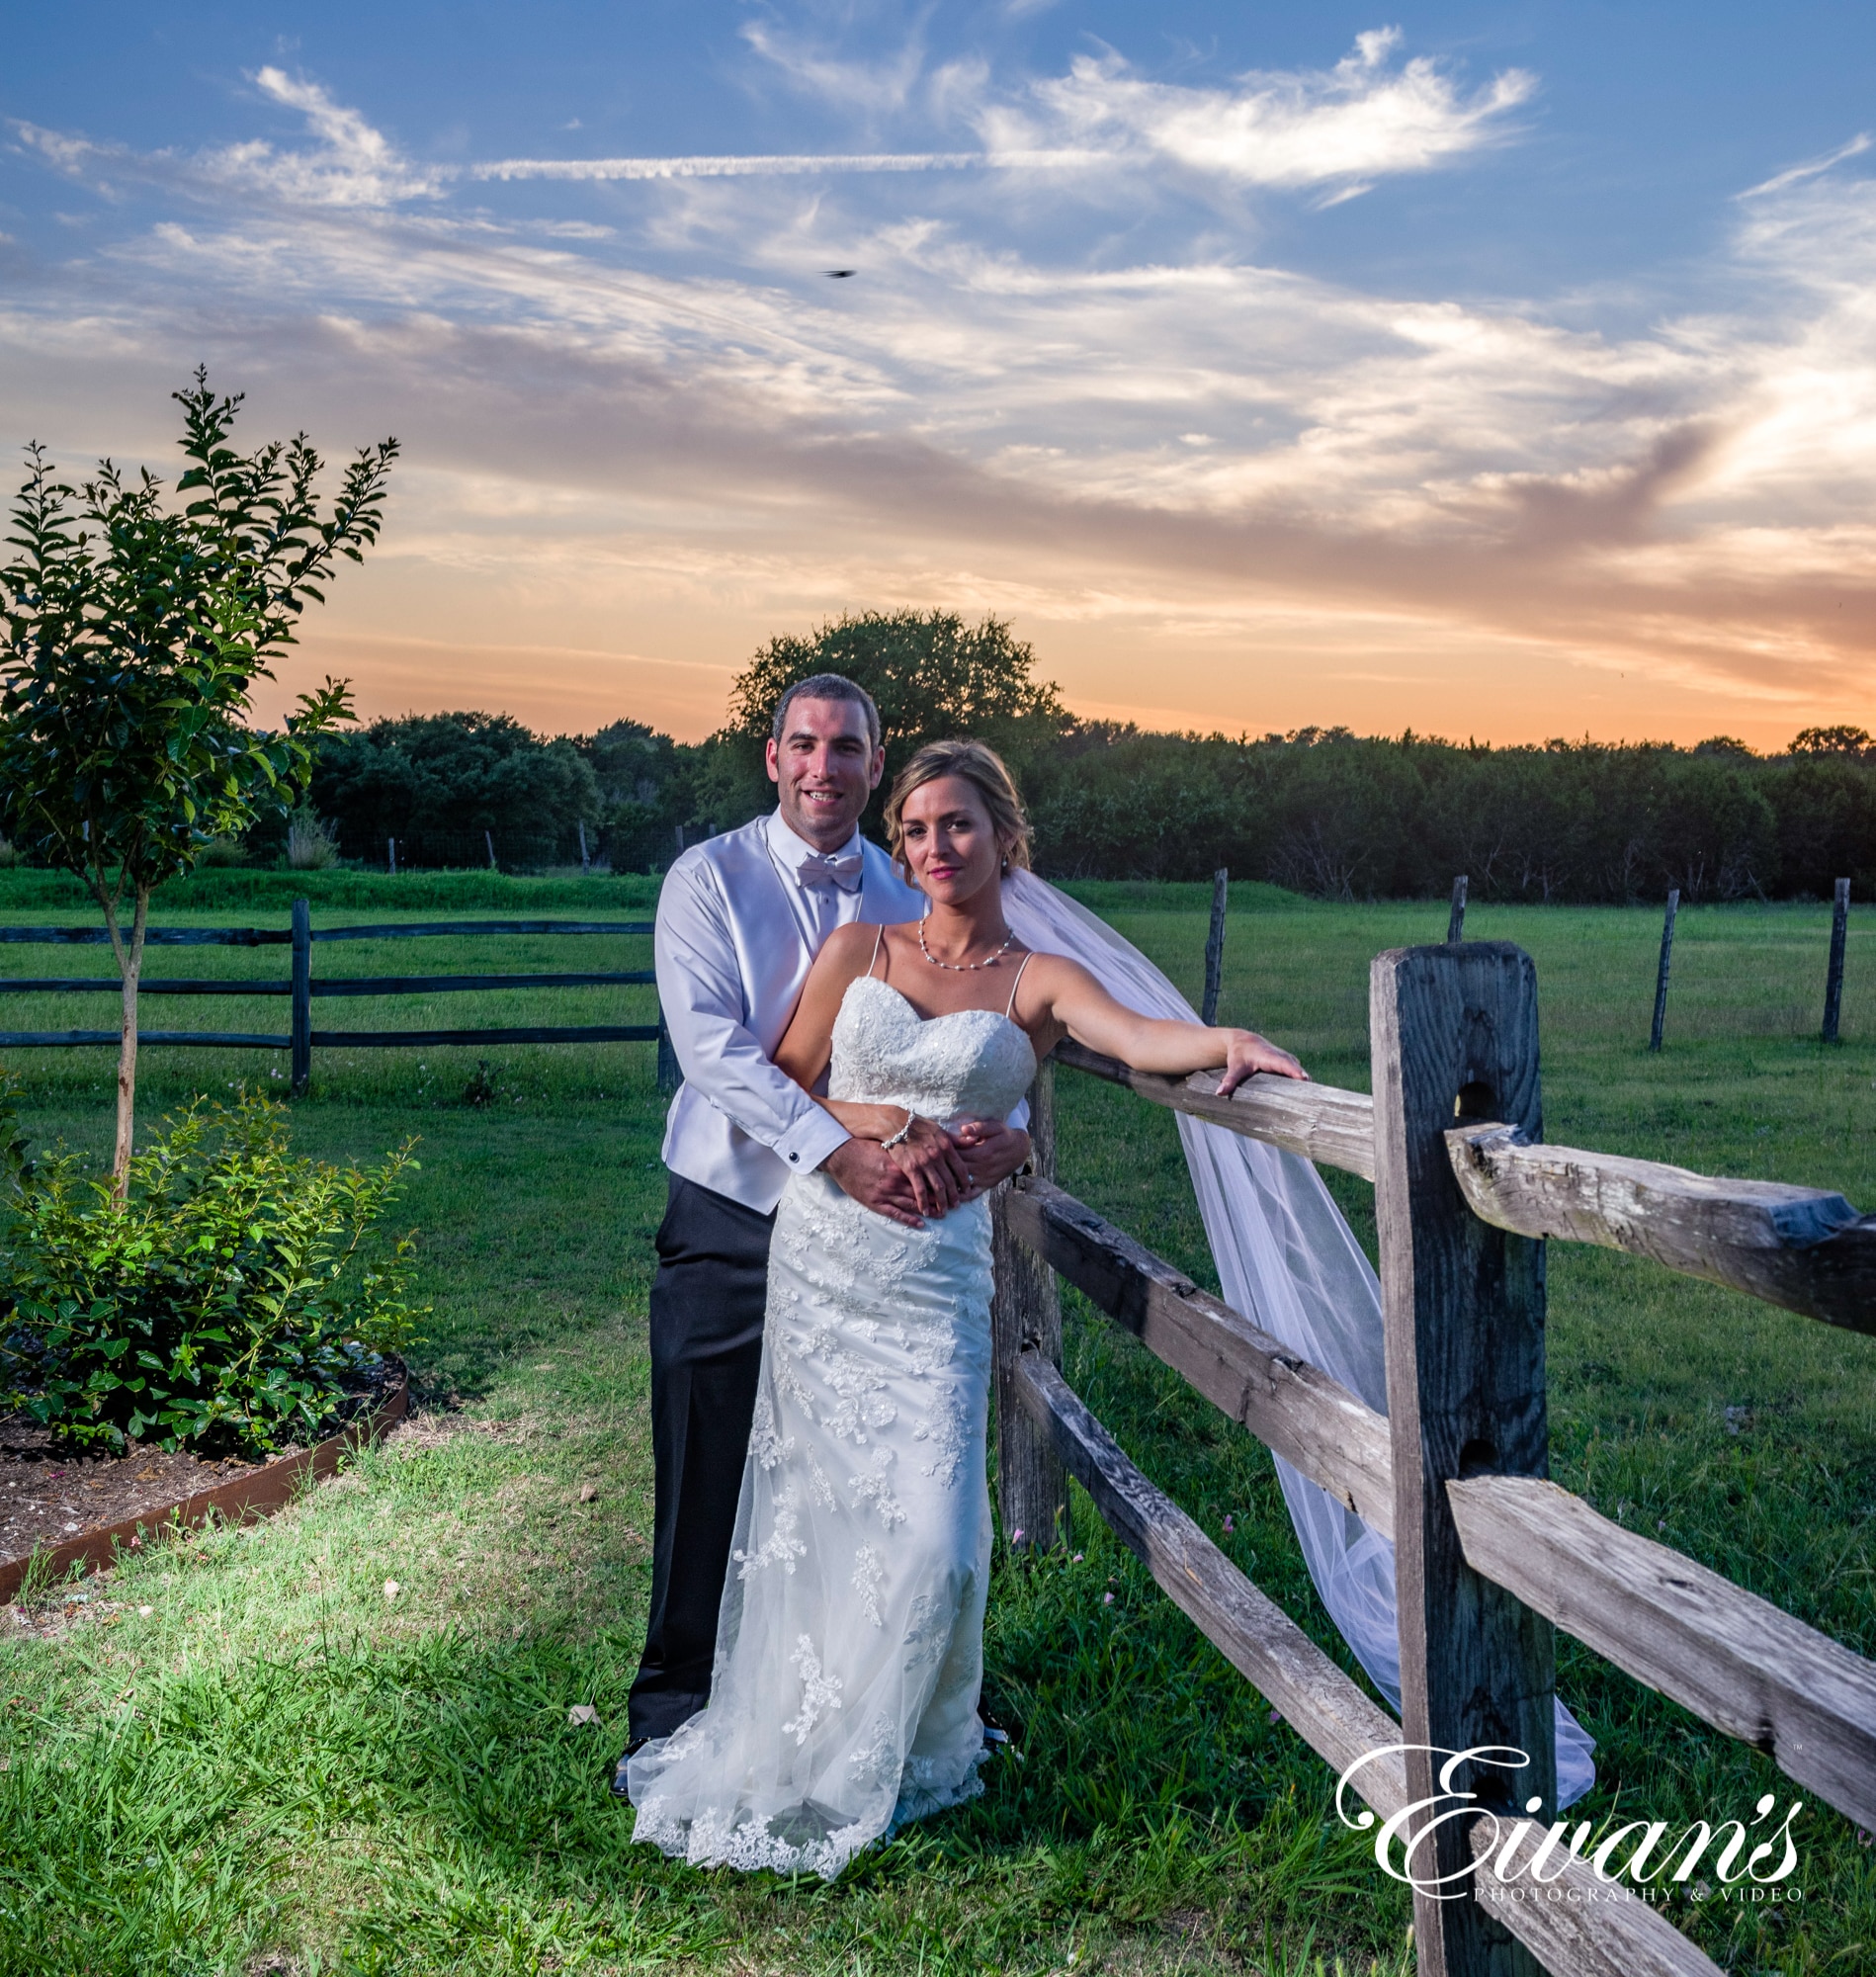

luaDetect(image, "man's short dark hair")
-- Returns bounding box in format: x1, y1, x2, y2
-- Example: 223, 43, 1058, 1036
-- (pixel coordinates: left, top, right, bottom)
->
771, 673, 881, 754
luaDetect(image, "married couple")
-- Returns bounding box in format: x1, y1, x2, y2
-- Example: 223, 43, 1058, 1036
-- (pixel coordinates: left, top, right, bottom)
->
615, 672, 1306, 1876
617, 672, 1595, 1881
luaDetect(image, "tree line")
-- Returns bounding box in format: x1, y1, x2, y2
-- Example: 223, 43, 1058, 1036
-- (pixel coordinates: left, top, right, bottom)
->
1026, 723, 1875, 903
273, 612, 1872, 904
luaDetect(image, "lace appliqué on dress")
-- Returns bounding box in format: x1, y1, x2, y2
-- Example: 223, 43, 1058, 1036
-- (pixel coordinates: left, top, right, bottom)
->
913, 1382, 970, 1488
850, 1448, 906, 1530
633, 1799, 879, 1882
782, 1634, 844, 1746
734, 1489, 807, 1579
901, 1590, 953, 1675
852, 1543, 886, 1625
749, 1391, 795, 1471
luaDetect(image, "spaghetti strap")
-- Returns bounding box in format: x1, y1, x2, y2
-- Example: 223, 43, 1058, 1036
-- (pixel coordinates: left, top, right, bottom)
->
1003, 948, 1035, 1019
868, 922, 889, 982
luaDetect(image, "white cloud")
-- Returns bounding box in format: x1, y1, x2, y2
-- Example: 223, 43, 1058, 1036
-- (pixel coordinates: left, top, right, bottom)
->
11, 71, 443, 210
215, 69, 446, 205
1013, 30, 1534, 193
1740, 131, 1871, 202
739, 16, 930, 119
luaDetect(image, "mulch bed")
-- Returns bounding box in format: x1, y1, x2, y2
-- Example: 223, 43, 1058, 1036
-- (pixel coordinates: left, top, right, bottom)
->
1, 1428, 269, 1562
0, 1359, 407, 1601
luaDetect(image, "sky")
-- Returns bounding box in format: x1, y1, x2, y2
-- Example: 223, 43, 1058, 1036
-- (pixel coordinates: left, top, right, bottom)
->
3, 3, 1875, 749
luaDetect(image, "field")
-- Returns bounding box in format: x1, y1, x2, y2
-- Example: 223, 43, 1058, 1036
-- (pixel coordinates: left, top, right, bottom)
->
0, 868, 1872, 1977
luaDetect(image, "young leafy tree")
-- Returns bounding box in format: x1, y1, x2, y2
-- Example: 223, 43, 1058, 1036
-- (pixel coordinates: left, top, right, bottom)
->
0, 372, 397, 1191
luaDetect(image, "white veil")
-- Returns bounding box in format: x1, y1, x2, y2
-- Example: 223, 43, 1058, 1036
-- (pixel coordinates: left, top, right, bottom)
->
1002, 871, 1594, 1807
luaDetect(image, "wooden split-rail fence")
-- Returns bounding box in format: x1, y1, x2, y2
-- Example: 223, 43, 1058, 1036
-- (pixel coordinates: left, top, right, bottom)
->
989, 939, 1875, 1977
0, 903, 682, 1095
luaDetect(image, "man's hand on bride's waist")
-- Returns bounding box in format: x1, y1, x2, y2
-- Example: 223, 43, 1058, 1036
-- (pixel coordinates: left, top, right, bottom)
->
816, 1105, 973, 1221
879, 1112, 975, 1219
820, 1137, 926, 1229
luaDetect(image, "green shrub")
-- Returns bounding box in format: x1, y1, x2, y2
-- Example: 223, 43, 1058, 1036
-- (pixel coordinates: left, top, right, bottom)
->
0, 1087, 426, 1455
285, 804, 340, 870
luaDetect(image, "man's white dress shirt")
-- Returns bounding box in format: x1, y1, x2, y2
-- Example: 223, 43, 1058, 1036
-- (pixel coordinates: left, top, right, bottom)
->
655, 809, 927, 1213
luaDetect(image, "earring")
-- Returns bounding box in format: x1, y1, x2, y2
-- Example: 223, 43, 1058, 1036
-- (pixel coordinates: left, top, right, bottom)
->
1000, 854, 1009, 873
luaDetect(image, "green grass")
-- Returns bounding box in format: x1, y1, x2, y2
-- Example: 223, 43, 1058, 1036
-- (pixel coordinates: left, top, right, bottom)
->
1, 872, 1872, 1975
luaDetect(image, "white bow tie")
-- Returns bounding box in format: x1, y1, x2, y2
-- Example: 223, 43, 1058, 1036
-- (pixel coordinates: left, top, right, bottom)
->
796, 849, 864, 894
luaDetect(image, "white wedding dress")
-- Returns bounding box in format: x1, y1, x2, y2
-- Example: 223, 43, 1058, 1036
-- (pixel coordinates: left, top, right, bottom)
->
627, 970, 1038, 1879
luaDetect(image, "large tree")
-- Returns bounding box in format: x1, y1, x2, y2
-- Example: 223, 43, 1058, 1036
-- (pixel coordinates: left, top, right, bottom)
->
0, 373, 396, 1189
722, 610, 1072, 830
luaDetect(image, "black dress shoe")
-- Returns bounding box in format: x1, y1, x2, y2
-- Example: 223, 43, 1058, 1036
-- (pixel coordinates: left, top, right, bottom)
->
609, 1737, 649, 1798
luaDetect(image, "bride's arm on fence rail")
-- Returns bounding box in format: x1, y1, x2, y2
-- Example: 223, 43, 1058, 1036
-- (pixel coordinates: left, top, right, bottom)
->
775, 922, 986, 1218
1019, 954, 1309, 1095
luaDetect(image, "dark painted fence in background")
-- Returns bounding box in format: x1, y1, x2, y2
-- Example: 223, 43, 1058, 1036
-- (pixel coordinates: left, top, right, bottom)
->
0, 904, 676, 1096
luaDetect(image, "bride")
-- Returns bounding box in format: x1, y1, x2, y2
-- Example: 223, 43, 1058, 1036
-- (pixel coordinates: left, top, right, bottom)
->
624, 738, 1309, 1876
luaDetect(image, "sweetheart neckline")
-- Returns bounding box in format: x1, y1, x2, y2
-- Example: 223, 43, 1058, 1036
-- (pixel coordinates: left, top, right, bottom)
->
841, 975, 1040, 1070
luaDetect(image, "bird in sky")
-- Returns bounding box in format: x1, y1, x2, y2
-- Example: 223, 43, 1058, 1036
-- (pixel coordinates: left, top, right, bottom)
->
823, 269, 856, 278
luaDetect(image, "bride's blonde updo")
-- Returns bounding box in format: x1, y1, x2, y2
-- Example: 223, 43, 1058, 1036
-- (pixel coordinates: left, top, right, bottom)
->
884, 738, 1033, 882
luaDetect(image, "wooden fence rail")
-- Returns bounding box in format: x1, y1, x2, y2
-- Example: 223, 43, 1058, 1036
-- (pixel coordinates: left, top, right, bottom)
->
992, 929, 1875, 1977
1446, 1123, 1876, 1334
1447, 1475, 1876, 1832
0, 909, 673, 1095
1054, 1038, 1378, 1177
1054, 1043, 1876, 1335
1001, 1177, 1395, 1535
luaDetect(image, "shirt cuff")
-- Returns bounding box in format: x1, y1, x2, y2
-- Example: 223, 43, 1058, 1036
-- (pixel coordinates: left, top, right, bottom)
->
773, 1105, 852, 1176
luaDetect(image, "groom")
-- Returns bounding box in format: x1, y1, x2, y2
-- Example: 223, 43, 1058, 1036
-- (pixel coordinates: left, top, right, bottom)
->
619, 673, 1031, 1779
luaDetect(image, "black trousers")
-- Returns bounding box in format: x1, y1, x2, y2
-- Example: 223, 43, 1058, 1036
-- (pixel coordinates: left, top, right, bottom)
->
628, 1173, 777, 1741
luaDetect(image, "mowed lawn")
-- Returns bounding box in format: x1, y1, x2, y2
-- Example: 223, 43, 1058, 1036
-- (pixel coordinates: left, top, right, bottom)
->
0, 870, 1872, 1977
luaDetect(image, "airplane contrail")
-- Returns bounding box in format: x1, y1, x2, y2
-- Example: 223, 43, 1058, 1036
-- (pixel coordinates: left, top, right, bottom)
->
470, 148, 1101, 182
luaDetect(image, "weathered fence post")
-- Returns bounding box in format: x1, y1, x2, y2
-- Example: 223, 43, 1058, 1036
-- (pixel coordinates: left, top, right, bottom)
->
1371, 944, 1554, 1977
387, 836, 397, 876
1824, 878, 1850, 1044
290, 897, 312, 1098
991, 1059, 1068, 1551
485, 829, 498, 872
1650, 888, 1680, 1052
578, 820, 591, 875
1446, 875, 1468, 944
1202, 868, 1229, 1026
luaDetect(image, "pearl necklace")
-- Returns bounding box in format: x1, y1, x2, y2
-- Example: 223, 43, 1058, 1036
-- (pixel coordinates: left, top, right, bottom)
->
918, 917, 1016, 971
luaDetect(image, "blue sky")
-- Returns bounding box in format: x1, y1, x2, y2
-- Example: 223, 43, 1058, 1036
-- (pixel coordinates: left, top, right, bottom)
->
4, 3, 1874, 744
